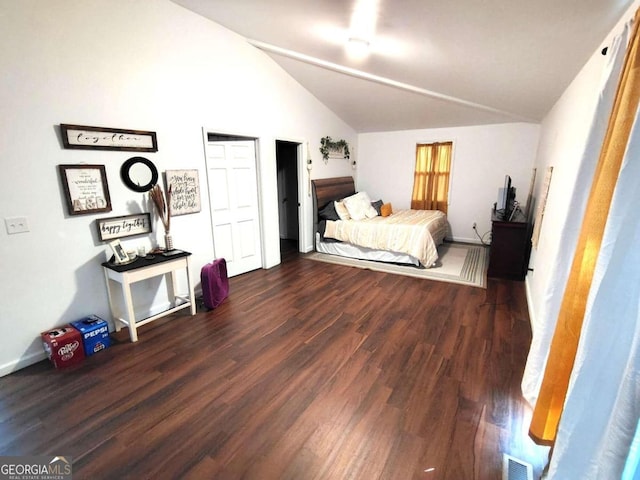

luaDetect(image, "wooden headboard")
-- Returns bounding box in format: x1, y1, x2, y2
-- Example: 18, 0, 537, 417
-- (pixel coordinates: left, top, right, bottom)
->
312, 176, 355, 210
311, 176, 356, 235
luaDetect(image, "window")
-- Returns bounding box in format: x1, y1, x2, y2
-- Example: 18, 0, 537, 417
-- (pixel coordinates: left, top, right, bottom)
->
410, 141, 452, 214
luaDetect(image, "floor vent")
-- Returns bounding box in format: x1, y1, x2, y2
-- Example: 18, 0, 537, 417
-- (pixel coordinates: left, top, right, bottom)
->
502, 454, 533, 480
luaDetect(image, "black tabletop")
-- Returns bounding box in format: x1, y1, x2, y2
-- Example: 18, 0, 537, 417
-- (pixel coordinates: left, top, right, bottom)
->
102, 250, 191, 272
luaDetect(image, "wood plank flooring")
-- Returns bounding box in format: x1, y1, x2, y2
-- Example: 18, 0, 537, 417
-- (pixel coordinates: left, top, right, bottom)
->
0, 249, 549, 479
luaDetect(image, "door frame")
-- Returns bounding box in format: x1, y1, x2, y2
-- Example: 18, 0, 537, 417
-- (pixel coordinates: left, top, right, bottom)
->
274, 136, 312, 253
201, 128, 313, 268
202, 128, 264, 269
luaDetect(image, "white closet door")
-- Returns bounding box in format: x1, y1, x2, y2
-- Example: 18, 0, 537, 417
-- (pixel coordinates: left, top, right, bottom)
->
205, 140, 262, 277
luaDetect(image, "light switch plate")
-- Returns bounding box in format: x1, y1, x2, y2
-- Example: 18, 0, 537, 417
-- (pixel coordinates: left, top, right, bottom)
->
5, 216, 29, 234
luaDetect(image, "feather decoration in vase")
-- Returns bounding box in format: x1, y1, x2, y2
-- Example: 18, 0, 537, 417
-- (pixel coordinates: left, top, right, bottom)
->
149, 184, 173, 250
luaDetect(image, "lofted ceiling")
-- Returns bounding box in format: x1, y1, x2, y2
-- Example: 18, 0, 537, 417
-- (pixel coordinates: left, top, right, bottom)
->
171, 0, 634, 133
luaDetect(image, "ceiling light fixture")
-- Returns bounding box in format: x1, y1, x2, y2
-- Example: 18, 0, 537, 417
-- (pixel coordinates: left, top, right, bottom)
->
346, 37, 370, 59
346, 0, 378, 58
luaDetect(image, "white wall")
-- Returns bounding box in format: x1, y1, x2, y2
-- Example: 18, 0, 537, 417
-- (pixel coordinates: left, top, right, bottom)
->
357, 123, 540, 243
526, 1, 638, 330
525, 50, 607, 328
0, 0, 355, 375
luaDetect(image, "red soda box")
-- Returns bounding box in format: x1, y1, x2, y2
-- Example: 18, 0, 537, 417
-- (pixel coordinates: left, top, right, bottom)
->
41, 325, 85, 369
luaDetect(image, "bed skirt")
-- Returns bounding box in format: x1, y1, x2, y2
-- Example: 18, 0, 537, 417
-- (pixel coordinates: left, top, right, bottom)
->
315, 233, 422, 266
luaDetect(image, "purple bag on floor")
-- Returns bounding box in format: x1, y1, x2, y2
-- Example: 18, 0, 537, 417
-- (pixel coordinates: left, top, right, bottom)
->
201, 258, 229, 309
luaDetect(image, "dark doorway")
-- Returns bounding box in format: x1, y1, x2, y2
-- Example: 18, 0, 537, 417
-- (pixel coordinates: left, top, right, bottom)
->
275, 140, 300, 255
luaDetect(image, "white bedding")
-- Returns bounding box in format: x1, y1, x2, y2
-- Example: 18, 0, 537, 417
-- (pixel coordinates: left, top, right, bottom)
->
322, 209, 447, 267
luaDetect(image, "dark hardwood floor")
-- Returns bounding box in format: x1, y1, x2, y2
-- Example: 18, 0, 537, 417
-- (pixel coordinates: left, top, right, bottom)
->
0, 250, 548, 479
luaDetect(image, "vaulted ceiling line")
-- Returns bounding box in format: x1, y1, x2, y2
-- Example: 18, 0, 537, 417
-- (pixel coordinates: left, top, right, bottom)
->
247, 38, 535, 123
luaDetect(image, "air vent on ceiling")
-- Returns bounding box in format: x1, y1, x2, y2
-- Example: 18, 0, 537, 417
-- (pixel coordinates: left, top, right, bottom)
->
502, 453, 533, 480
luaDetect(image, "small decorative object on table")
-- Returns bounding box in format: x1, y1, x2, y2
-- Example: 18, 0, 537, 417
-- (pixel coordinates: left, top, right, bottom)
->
149, 183, 173, 250
109, 239, 131, 264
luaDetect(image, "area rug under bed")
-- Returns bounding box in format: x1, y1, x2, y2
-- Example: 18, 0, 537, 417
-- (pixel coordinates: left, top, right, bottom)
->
306, 242, 489, 288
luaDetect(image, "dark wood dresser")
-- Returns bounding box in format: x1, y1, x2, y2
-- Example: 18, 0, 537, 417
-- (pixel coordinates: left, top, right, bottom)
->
487, 209, 532, 281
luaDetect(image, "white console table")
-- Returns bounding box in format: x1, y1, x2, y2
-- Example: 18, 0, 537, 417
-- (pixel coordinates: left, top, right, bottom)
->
102, 250, 196, 342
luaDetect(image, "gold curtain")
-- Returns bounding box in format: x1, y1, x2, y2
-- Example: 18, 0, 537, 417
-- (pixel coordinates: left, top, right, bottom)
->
411, 142, 452, 214
529, 9, 640, 446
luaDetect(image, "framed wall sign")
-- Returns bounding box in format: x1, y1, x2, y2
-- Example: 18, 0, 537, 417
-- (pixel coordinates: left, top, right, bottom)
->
59, 164, 112, 216
96, 213, 152, 241
60, 124, 158, 152
166, 169, 201, 216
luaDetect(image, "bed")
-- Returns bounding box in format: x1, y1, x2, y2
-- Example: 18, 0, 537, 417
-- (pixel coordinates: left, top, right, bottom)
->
312, 176, 448, 267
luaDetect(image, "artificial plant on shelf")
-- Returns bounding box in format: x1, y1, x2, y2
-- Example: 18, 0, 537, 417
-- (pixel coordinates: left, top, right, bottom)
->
319, 136, 350, 163
149, 183, 173, 250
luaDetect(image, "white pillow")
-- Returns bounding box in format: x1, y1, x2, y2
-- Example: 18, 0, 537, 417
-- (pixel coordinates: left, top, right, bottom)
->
343, 192, 378, 221
334, 200, 351, 220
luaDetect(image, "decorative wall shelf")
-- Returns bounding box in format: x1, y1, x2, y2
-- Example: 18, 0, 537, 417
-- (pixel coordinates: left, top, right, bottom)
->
320, 136, 350, 164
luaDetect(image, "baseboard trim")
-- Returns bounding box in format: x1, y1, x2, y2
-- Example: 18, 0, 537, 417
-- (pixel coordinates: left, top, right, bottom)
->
449, 235, 485, 246
0, 350, 47, 377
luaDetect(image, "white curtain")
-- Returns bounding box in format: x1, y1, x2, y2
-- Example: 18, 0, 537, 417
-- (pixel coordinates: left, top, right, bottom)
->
521, 22, 631, 406
548, 97, 640, 478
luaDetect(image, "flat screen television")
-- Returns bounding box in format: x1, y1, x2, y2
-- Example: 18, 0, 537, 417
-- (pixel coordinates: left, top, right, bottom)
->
497, 175, 516, 221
